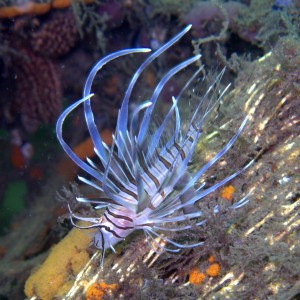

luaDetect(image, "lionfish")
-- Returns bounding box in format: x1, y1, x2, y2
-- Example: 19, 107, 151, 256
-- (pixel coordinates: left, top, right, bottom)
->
56, 25, 251, 267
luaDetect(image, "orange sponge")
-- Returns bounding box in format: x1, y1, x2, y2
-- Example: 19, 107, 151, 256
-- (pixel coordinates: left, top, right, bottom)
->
86, 282, 117, 300
206, 263, 221, 277
189, 268, 206, 285
220, 185, 235, 201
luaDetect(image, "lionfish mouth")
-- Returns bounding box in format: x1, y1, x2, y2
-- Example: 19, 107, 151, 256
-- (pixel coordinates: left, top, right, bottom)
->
56, 25, 253, 268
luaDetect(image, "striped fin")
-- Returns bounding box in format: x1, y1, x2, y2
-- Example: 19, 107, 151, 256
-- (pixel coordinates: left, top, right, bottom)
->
149, 117, 251, 221
100, 137, 138, 210
56, 94, 104, 183
83, 48, 151, 165
117, 25, 192, 151
137, 54, 201, 146
135, 122, 199, 213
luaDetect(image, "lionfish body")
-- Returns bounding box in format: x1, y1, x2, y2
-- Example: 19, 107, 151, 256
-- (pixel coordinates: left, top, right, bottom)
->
56, 25, 251, 267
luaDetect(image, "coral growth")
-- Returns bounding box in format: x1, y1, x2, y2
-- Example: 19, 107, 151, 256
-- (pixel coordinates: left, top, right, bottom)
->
236, 0, 300, 49
0, 2, 51, 19
182, 1, 245, 39
29, 10, 78, 58
147, 0, 195, 18
12, 47, 61, 132
97, 2, 125, 29
0, 0, 95, 18
0, 9, 80, 134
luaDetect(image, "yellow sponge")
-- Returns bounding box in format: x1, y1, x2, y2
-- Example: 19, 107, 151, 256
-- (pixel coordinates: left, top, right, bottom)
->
24, 225, 93, 300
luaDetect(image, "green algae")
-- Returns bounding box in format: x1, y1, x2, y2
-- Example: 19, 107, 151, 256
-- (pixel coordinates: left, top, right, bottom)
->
0, 180, 27, 232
